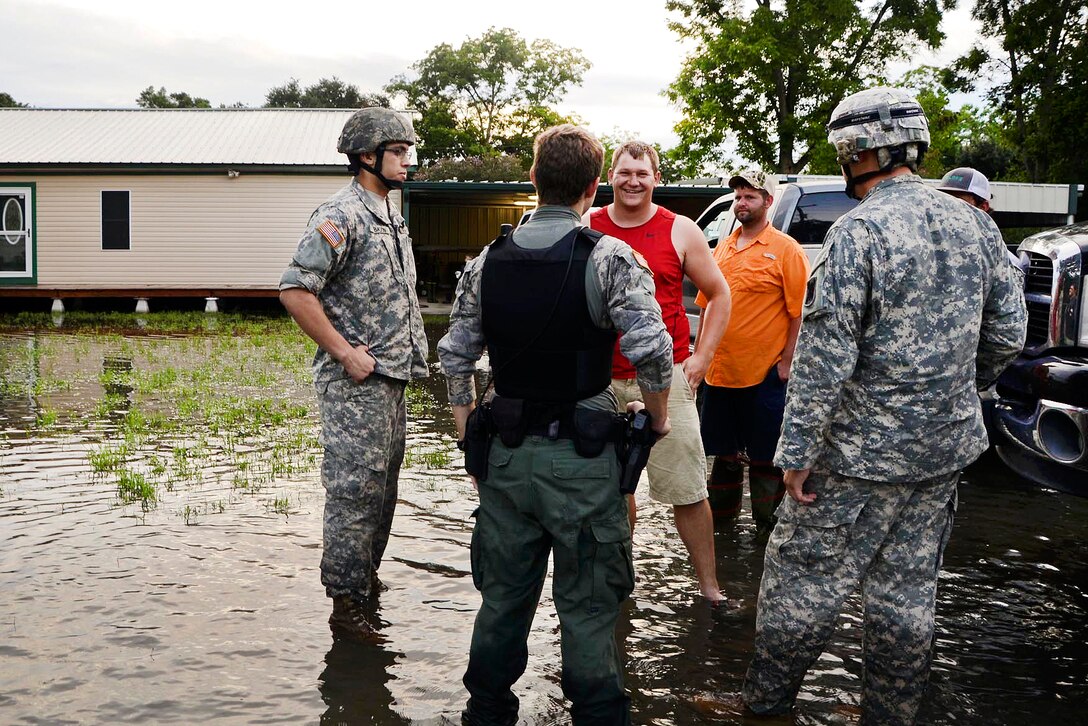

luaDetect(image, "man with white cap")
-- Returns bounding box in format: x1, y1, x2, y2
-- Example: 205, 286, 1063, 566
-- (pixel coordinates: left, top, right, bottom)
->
936, 166, 993, 213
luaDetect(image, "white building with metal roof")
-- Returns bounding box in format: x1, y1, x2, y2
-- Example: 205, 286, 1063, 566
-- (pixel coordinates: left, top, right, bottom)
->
0, 108, 389, 305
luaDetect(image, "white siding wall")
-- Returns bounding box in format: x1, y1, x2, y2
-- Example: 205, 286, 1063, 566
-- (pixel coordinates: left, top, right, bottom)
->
0, 173, 401, 290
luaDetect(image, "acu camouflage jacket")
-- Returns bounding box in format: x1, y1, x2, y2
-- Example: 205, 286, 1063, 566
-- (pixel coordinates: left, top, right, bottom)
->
280, 180, 429, 386
775, 174, 1027, 482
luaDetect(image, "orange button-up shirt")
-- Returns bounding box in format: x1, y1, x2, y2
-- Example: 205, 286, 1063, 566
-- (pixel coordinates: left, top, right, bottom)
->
695, 223, 809, 388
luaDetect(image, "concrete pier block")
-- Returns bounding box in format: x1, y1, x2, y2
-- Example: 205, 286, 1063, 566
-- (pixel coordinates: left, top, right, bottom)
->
50, 298, 65, 314
204, 297, 219, 313
135, 298, 150, 314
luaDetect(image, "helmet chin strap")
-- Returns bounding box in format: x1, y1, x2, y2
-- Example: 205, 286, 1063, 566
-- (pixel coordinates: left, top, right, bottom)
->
841, 145, 917, 200
841, 163, 884, 200
359, 145, 404, 190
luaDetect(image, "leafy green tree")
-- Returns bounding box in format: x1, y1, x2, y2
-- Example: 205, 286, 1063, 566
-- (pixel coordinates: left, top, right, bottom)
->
136, 86, 211, 108
0, 92, 25, 107
666, 0, 951, 174
414, 154, 527, 181
264, 77, 389, 108
385, 27, 590, 163
949, 0, 1087, 183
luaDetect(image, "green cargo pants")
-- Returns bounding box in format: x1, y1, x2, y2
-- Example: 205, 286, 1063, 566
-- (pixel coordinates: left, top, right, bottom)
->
462, 436, 634, 726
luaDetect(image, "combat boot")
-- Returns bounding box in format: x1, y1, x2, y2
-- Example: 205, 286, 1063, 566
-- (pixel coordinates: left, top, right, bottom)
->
328, 595, 382, 643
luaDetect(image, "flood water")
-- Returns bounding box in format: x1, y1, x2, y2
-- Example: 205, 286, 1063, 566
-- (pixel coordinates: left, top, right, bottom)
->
1, 314, 1086, 725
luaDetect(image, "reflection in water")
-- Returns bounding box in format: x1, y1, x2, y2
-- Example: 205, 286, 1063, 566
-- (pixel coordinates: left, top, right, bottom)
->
320, 638, 410, 725
0, 319, 1086, 725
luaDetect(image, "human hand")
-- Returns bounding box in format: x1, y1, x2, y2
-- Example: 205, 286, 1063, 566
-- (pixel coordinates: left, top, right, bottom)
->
784, 468, 815, 504
776, 359, 791, 384
683, 353, 709, 393
341, 344, 376, 383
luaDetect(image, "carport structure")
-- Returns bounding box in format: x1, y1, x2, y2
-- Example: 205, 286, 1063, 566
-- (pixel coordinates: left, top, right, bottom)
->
402, 181, 729, 301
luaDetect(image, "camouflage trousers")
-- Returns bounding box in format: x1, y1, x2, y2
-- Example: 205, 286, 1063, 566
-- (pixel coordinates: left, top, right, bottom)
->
463, 437, 634, 726
743, 470, 958, 725
316, 375, 407, 600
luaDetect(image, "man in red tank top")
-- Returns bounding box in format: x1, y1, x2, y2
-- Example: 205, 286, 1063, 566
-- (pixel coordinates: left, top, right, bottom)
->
586, 141, 733, 603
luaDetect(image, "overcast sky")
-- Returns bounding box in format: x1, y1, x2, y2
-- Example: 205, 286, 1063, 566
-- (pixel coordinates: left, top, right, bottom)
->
3, 0, 982, 151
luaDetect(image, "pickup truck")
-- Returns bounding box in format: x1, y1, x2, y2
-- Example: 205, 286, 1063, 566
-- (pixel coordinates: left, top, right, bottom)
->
989, 223, 1088, 494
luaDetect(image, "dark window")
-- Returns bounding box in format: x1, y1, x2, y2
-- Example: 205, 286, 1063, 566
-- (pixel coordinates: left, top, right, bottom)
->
789, 191, 857, 248
101, 191, 130, 250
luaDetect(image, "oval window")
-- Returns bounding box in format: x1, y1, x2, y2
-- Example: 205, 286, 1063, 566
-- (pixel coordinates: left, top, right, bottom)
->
3, 198, 23, 245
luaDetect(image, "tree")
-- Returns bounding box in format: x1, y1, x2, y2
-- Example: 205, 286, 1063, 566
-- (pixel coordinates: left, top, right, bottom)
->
0, 92, 25, 108
385, 27, 590, 163
137, 86, 211, 108
948, 0, 1087, 183
414, 154, 527, 181
666, 0, 952, 175
264, 77, 389, 108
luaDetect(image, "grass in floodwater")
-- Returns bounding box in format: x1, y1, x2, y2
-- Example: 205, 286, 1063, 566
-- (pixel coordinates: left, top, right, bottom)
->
271, 495, 290, 516
404, 447, 452, 469
89, 445, 129, 473
117, 469, 156, 509
1, 311, 452, 521
35, 408, 58, 429
406, 382, 436, 417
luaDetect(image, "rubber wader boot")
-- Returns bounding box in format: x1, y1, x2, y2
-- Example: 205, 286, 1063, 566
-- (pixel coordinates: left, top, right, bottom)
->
748, 463, 785, 537
708, 456, 744, 520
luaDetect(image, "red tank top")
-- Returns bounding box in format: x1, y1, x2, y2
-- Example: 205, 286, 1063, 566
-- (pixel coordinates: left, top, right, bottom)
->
590, 206, 690, 379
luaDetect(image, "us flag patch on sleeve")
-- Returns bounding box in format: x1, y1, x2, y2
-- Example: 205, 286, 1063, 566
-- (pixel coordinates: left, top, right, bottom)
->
317, 219, 345, 248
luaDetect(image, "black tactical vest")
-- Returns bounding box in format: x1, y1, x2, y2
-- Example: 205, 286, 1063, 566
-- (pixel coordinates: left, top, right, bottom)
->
481, 227, 618, 403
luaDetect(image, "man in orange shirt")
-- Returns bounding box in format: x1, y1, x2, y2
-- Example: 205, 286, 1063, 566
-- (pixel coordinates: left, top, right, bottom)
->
695, 170, 808, 536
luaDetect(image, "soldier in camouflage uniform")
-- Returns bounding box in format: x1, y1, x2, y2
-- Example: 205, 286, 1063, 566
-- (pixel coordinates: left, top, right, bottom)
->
742, 87, 1027, 724
438, 124, 674, 725
279, 107, 428, 640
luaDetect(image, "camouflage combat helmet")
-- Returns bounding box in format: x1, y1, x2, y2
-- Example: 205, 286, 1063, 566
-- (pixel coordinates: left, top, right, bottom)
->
337, 107, 416, 155
826, 86, 930, 198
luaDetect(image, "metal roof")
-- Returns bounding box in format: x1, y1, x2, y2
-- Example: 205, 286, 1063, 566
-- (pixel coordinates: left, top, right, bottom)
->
0, 108, 360, 166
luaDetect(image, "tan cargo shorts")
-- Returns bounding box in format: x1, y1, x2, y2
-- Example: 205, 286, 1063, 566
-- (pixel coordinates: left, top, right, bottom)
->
611, 363, 709, 506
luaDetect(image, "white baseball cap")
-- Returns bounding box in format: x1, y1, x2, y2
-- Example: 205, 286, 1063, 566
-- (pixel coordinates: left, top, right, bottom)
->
937, 167, 991, 204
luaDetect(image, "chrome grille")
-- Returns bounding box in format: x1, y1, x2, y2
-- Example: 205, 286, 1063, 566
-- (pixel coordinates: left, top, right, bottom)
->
1023, 252, 1054, 346
1025, 252, 1054, 295
1025, 299, 1051, 345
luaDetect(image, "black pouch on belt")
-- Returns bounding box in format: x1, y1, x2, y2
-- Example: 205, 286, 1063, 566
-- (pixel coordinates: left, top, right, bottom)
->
490, 397, 527, 448
572, 408, 622, 458
463, 403, 492, 480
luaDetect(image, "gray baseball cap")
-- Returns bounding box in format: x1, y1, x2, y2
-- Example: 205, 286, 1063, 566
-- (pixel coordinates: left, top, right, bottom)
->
937, 167, 991, 203
728, 168, 777, 196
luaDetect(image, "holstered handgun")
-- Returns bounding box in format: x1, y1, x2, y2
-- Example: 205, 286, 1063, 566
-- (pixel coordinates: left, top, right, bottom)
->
463, 403, 492, 481
617, 410, 659, 495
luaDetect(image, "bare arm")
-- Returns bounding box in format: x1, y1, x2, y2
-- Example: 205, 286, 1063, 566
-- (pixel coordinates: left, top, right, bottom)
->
280, 288, 375, 382
675, 216, 731, 392
638, 389, 672, 437
451, 402, 475, 440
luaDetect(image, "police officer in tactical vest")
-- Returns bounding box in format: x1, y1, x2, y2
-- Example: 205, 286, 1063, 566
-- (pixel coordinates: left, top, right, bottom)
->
438, 124, 674, 725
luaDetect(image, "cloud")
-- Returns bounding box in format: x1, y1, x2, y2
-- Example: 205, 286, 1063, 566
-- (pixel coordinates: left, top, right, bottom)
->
1, 2, 410, 107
